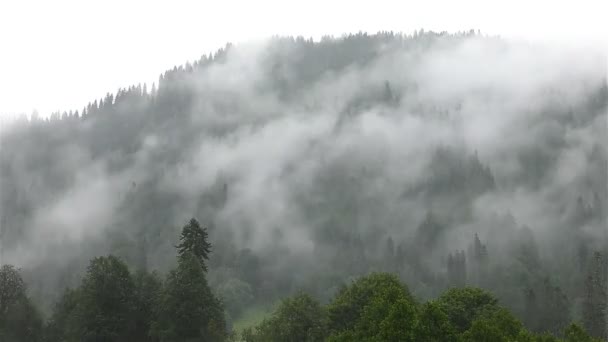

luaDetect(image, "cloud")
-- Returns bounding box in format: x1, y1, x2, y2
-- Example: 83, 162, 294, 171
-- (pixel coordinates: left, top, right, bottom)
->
1, 34, 605, 281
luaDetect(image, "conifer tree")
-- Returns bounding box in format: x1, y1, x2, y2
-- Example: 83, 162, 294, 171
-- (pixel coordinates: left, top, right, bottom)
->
176, 218, 212, 271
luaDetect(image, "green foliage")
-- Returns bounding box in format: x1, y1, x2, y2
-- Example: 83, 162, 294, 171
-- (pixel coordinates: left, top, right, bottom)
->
44, 260, 162, 342
41, 218, 226, 342
76, 256, 137, 342
1, 32, 605, 342
151, 218, 226, 341
327, 273, 415, 334
351, 295, 417, 341
322, 273, 419, 341
44, 288, 80, 342
0, 265, 43, 342
460, 307, 524, 342
526, 332, 561, 342
563, 323, 602, 342
0, 298, 42, 342
152, 252, 225, 341
243, 274, 604, 342
2, 31, 606, 342
176, 218, 212, 271
412, 301, 458, 341
329, 283, 417, 341
435, 287, 499, 333
242, 292, 328, 342
132, 270, 162, 341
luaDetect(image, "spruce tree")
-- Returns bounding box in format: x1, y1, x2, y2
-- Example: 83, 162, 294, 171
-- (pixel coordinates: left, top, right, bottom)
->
176, 218, 212, 271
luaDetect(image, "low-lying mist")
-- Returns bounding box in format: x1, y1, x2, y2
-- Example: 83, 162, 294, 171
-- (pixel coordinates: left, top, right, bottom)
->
0, 32, 606, 323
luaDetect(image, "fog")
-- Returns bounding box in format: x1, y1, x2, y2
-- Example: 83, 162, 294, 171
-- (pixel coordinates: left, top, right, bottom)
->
0, 32, 606, 324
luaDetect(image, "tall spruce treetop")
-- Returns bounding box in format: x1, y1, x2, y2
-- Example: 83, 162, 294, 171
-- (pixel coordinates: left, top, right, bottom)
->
176, 218, 212, 271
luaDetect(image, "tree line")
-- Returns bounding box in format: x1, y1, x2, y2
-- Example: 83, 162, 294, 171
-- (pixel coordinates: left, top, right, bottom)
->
1, 219, 224, 342
1, 32, 606, 341
1, 218, 606, 341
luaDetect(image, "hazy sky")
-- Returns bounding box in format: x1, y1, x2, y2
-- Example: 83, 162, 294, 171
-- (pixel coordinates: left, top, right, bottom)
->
0, 0, 605, 117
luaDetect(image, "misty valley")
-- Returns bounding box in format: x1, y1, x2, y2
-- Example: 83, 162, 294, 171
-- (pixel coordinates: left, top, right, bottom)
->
0, 31, 607, 341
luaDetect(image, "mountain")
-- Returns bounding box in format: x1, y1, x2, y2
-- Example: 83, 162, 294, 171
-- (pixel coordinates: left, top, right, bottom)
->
0, 32, 606, 335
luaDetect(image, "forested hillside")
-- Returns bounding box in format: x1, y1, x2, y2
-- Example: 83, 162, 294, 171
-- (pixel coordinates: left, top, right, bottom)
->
0, 31, 607, 341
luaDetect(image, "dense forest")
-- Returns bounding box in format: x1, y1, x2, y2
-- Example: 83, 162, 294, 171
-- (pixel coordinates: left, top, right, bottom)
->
0, 219, 604, 341
0, 31, 607, 341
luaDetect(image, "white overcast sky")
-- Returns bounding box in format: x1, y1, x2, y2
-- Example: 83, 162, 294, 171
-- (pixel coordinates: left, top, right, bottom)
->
0, 0, 606, 117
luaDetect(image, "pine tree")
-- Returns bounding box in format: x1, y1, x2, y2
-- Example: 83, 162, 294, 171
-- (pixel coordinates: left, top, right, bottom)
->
176, 218, 212, 271
447, 251, 466, 287
469, 233, 488, 286
153, 248, 225, 341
